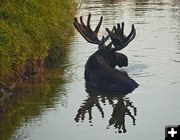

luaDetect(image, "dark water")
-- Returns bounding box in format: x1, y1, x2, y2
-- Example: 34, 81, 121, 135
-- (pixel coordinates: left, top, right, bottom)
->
0, 0, 180, 140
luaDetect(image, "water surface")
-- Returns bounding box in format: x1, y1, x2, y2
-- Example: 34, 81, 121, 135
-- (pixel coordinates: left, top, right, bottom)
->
0, 0, 180, 140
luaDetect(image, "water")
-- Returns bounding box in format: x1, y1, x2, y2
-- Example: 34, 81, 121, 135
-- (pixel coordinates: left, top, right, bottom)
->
0, 0, 180, 140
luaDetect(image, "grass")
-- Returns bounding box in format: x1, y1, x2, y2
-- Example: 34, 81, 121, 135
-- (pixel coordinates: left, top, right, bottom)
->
0, 0, 76, 82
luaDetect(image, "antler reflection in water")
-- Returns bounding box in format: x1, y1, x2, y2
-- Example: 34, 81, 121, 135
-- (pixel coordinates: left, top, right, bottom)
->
74, 85, 137, 133
74, 95, 104, 124
108, 97, 136, 133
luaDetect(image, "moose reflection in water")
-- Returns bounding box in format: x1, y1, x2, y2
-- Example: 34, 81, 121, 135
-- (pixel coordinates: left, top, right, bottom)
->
73, 14, 138, 93
75, 84, 137, 133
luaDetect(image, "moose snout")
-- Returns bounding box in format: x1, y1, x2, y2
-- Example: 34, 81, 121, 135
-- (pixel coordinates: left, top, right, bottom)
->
115, 53, 128, 67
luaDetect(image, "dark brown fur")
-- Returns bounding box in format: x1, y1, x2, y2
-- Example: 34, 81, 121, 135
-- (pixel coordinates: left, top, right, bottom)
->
85, 50, 138, 93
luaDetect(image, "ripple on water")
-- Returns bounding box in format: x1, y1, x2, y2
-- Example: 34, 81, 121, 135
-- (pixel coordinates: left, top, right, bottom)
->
119, 53, 180, 88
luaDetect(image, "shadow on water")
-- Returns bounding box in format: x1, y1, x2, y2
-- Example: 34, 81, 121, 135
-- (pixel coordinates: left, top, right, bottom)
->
0, 68, 67, 140
75, 84, 137, 133
0, 71, 66, 140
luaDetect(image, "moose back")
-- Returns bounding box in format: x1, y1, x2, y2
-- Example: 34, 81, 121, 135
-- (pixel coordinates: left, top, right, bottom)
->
73, 14, 138, 93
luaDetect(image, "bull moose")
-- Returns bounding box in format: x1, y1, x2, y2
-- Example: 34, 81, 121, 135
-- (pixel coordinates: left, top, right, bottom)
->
73, 14, 138, 93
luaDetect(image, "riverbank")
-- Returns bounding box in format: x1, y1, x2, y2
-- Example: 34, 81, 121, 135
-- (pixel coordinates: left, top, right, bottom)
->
0, 0, 76, 92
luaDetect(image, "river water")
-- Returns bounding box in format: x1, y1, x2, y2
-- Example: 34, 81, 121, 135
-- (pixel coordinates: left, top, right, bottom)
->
0, 0, 180, 140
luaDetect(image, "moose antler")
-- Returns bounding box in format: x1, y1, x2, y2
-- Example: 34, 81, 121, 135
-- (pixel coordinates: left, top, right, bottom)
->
106, 22, 136, 51
73, 14, 109, 45
73, 14, 136, 51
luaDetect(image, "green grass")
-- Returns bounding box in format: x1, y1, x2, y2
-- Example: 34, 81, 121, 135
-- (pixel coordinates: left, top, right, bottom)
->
0, 0, 76, 82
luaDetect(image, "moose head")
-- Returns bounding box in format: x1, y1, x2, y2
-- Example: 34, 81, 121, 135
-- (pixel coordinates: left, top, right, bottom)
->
73, 14, 138, 93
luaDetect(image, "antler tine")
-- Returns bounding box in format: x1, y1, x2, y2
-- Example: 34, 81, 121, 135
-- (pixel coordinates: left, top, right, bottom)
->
87, 13, 91, 28
80, 16, 87, 29
73, 14, 107, 45
95, 16, 103, 33
73, 18, 83, 34
121, 22, 124, 36
106, 23, 136, 51
124, 24, 136, 47
117, 22, 125, 39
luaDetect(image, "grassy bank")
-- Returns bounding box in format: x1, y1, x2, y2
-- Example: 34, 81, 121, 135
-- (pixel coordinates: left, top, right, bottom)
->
0, 0, 76, 84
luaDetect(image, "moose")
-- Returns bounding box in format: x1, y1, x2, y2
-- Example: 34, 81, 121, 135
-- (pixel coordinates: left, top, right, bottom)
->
73, 14, 138, 93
